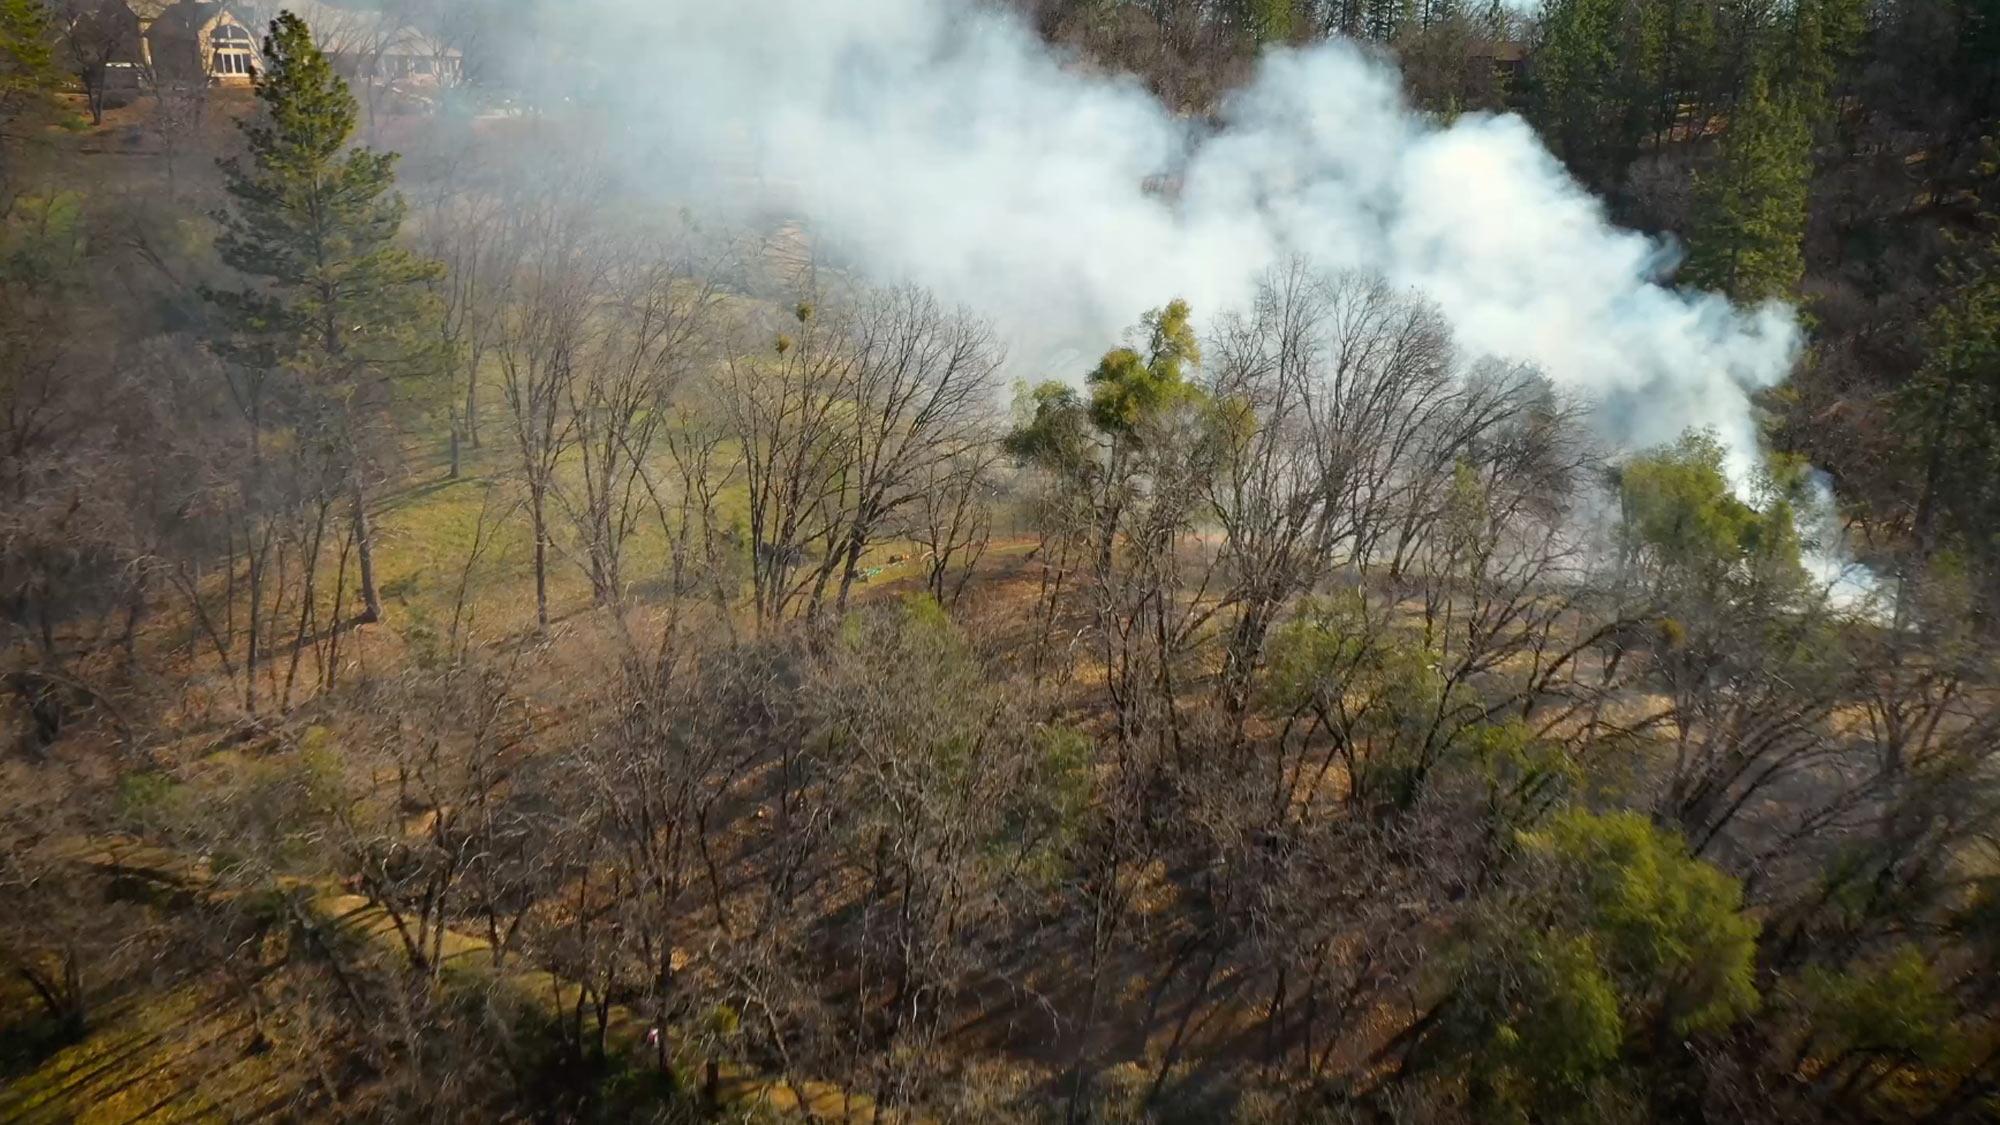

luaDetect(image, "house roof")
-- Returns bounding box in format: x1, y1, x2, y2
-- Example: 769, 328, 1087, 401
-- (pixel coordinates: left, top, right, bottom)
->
1468, 40, 1529, 63
275, 0, 462, 59
144, 0, 242, 35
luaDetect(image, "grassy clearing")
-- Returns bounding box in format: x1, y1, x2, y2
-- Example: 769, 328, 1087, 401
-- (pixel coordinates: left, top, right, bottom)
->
11, 828, 893, 1124
0, 983, 287, 1125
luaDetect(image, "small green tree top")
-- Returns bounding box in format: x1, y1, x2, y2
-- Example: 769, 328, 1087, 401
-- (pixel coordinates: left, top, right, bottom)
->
1004, 379, 1093, 468
1526, 808, 1761, 1035
1463, 928, 1626, 1110
1, 189, 84, 286
1086, 298, 1201, 436
1439, 810, 1760, 1118
1244, 0, 1299, 43
1005, 300, 1209, 471
1617, 429, 1805, 593
1799, 944, 1961, 1068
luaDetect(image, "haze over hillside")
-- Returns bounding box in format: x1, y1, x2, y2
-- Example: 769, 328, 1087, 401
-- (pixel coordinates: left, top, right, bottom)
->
520, 0, 1800, 470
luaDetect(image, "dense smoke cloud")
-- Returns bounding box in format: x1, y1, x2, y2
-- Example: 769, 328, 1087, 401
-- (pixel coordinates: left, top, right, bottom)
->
497, 0, 1797, 473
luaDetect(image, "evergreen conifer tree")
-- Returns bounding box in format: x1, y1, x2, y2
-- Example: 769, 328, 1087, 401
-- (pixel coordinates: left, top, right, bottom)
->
1902, 237, 2000, 575
207, 12, 441, 625
0, 0, 53, 100
1529, 0, 1625, 176
1, 0, 57, 187
1776, 0, 1864, 118
1681, 72, 1809, 304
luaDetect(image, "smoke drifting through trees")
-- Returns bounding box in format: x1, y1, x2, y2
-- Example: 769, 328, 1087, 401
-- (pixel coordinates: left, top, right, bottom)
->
479, 0, 1796, 474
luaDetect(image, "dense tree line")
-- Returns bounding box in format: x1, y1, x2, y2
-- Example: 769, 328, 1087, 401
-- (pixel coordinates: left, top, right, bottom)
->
0, 3, 1998, 1124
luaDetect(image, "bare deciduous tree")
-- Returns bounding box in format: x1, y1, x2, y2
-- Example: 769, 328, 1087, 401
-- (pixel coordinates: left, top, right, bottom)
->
559, 246, 720, 611
55, 0, 133, 126
493, 193, 601, 631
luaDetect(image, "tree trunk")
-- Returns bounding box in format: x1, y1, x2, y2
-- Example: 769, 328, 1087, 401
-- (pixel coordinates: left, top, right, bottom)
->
589, 504, 618, 606
531, 487, 550, 631
833, 530, 868, 617
352, 479, 383, 625
17, 955, 86, 1037
120, 567, 147, 671
245, 540, 262, 713
465, 370, 480, 449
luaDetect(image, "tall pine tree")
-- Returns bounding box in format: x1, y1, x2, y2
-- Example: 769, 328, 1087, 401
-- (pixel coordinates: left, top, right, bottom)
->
208, 12, 440, 625
0, 0, 53, 102
1902, 235, 2000, 581
0, 0, 57, 189
1681, 72, 1809, 303
1641, 0, 1720, 143
1774, 0, 1864, 124
1529, 0, 1629, 183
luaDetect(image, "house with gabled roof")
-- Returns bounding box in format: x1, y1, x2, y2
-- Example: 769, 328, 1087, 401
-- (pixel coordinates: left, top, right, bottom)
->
116, 0, 460, 105
133, 0, 263, 85
272, 0, 463, 89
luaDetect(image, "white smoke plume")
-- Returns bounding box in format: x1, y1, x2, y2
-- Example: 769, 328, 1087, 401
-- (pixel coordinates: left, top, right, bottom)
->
486, 0, 1798, 473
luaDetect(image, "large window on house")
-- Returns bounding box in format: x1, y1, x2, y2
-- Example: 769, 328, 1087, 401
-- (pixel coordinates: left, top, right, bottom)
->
212, 24, 255, 76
